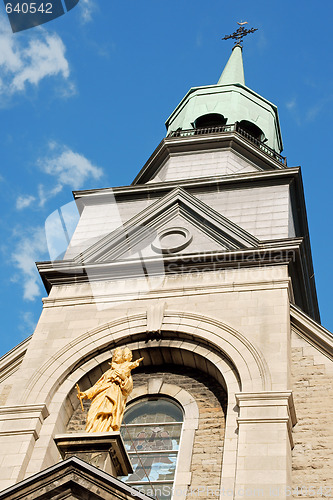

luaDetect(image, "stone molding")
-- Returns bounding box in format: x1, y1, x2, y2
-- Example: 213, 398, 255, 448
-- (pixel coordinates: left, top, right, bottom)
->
22, 311, 271, 404
37, 239, 317, 319
0, 457, 151, 500
54, 431, 132, 476
37, 242, 302, 288
14, 312, 270, 491
22, 331, 242, 486
75, 167, 300, 201
131, 132, 286, 186
146, 302, 166, 333
235, 391, 297, 448
291, 304, 333, 360
0, 337, 31, 384
0, 404, 49, 440
41, 274, 291, 308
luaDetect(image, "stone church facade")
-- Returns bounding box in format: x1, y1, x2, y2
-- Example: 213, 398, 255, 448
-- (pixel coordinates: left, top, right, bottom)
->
0, 45, 332, 500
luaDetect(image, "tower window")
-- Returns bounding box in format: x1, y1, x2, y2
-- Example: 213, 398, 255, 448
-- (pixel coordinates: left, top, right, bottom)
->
194, 113, 227, 129
238, 120, 265, 142
121, 398, 183, 500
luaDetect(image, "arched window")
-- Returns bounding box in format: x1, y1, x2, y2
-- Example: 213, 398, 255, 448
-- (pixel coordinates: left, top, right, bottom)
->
120, 397, 184, 500
194, 113, 227, 129
238, 120, 265, 142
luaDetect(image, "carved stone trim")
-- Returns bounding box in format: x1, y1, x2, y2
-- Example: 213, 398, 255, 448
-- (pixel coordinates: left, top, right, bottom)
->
151, 227, 192, 254
0, 457, 150, 500
146, 302, 166, 334
54, 432, 132, 477
235, 391, 297, 448
0, 404, 49, 440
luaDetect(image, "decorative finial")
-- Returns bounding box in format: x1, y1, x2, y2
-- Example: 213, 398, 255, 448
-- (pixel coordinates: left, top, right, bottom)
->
222, 21, 258, 48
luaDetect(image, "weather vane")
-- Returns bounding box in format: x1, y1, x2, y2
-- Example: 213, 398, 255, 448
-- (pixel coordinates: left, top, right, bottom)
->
222, 21, 258, 47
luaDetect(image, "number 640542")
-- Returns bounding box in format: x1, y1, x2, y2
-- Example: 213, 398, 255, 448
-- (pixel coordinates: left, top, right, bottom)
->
5, 3, 53, 14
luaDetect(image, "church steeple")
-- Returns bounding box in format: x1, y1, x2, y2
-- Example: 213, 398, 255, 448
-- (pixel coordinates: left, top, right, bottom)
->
165, 40, 283, 154
217, 45, 245, 86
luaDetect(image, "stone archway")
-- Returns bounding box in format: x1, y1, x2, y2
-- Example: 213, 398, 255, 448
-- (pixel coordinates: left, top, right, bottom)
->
21, 311, 273, 497
22, 310, 271, 406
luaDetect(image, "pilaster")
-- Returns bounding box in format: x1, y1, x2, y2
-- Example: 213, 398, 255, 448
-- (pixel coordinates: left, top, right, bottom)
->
234, 392, 296, 500
0, 405, 49, 489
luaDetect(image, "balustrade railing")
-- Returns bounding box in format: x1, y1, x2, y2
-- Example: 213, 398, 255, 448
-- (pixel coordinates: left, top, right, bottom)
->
168, 123, 287, 166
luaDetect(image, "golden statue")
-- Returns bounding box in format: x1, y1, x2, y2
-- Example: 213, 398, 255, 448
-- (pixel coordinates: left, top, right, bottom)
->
76, 347, 143, 433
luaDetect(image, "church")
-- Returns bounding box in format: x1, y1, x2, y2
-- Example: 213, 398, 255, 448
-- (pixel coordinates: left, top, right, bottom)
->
0, 29, 332, 500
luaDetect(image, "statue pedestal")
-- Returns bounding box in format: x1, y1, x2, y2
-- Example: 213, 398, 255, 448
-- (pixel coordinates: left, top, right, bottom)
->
54, 432, 133, 477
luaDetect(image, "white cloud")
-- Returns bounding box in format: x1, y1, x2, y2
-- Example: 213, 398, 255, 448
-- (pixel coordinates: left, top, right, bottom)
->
79, 0, 97, 23
15, 144, 103, 208
11, 226, 47, 301
306, 104, 323, 122
0, 16, 72, 96
36, 143, 103, 205
38, 183, 63, 207
286, 99, 296, 110
11, 202, 81, 301
305, 96, 333, 122
16, 194, 36, 210
42, 147, 103, 188
286, 94, 333, 125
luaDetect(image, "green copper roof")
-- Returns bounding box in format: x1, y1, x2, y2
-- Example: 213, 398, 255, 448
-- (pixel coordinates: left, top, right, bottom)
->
165, 46, 283, 153
218, 45, 245, 85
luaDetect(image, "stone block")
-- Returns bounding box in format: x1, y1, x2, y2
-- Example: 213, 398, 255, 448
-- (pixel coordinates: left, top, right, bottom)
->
54, 431, 132, 477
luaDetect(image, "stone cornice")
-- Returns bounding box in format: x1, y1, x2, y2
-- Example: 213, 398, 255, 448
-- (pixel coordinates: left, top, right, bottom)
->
37, 234, 319, 321
54, 432, 132, 477
236, 391, 297, 448
0, 457, 151, 500
37, 238, 301, 287
42, 278, 292, 308
290, 304, 333, 359
132, 131, 286, 185
0, 404, 49, 417
0, 404, 49, 440
0, 336, 31, 383
236, 391, 297, 424
73, 167, 300, 211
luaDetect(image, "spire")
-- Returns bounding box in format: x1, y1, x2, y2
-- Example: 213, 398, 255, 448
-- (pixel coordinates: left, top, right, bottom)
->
218, 21, 257, 86
165, 24, 283, 154
218, 45, 245, 86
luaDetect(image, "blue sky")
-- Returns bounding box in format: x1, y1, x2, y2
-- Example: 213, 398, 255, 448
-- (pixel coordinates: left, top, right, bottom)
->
0, 1, 332, 357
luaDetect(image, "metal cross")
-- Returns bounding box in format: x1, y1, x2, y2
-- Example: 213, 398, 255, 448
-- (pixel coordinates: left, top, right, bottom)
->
222, 21, 258, 47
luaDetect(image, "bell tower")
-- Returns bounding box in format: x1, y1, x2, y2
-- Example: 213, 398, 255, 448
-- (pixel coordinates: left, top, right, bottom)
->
165, 43, 282, 153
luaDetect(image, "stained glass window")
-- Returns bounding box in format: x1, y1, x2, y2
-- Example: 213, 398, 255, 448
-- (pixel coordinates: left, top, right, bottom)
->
121, 398, 184, 500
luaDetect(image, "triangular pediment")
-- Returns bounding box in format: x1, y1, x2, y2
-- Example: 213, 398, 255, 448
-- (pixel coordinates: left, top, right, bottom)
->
0, 457, 150, 500
73, 188, 259, 265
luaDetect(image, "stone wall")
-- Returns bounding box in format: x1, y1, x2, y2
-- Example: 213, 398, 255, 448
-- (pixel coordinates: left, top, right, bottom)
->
67, 366, 227, 496
291, 332, 333, 499
0, 384, 11, 406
